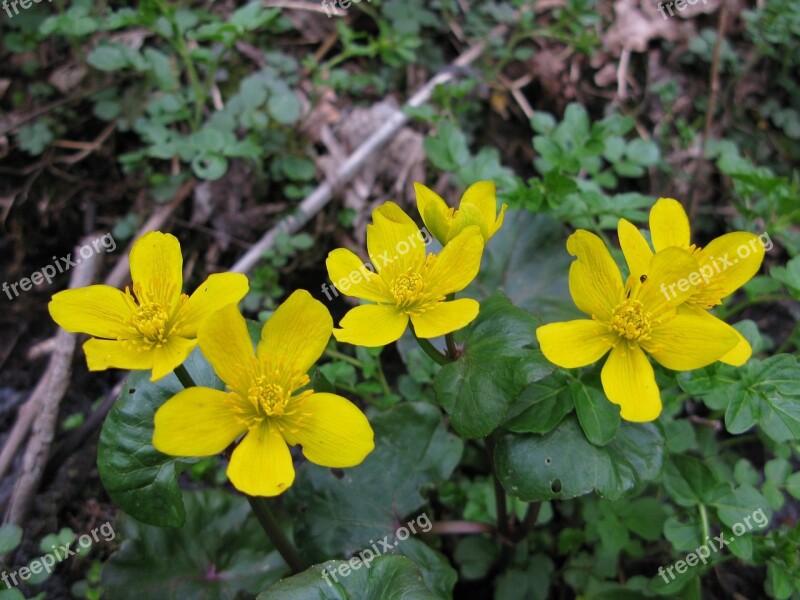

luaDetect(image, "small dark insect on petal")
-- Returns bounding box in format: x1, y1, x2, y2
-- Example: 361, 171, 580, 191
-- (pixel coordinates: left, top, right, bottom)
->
640, 274, 648, 283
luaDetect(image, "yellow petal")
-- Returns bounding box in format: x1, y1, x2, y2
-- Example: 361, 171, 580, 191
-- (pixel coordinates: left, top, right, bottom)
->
566, 230, 624, 321
153, 387, 246, 456
280, 392, 374, 467
333, 304, 409, 347
618, 218, 653, 279
697, 232, 766, 299
367, 202, 426, 277
457, 180, 497, 240
325, 248, 390, 303
414, 182, 451, 245
175, 272, 249, 338
49, 285, 134, 339
720, 327, 752, 366
83, 338, 154, 372
427, 226, 484, 296
199, 304, 257, 393
641, 307, 740, 370
636, 247, 699, 316
489, 203, 508, 238
227, 423, 295, 496
129, 231, 184, 306
446, 202, 486, 243
257, 290, 332, 374
150, 336, 198, 381
601, 341, 661, 422
650, 198, 691, 251
410, 298, 479, 338
536, 320, 615, 368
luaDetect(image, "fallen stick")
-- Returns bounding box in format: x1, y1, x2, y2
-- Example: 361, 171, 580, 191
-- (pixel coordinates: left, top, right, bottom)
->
230, 24, 508, 275
3, 237, 100, 527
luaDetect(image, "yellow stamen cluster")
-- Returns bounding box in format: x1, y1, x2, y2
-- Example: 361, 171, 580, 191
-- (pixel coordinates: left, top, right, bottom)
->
391, 273, 425, 310
609, 299, 652, 341
248, 376, 290, 416
131, 302, 171, 345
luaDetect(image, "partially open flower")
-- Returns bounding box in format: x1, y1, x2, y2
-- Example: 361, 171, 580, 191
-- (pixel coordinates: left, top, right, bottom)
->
415, 180, 507, 245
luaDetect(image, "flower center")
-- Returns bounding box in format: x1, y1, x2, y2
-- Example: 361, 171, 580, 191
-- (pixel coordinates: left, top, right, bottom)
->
609, 299, 652, 341
248, 376, 290, 417
391, 272, 425, 310
131, 302, 170, 345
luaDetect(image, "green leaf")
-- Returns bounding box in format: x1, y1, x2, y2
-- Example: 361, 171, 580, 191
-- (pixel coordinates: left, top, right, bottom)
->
424, 121, 470, 171
663, 514, 702, 552
285, 403, 463, 561
570, 377, 620, 446
663, 455, 724, 507
495, 416, 664, 501
0, 524, 22, 554
191, 154, 228, 180
258, 556, 436, 599
267, 92, 301, 125
785, 472, 800, 499
712, 485, 772, 529
102, 490, 287, 598
503, 372, 573, 434
97, 349, 223, 527
434, 293, 554, 439
728, 354, 800, 441
87, 44, 129, 71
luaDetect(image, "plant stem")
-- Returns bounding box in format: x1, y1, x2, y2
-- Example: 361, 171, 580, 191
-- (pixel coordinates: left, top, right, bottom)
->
413, 334, 450, 366
445, 333, 459, 360
247, 495, 307, 574
324, 348, 363, 368
698, 503, 711, 543
173, 364, 196, 388
485, 436, 509, 537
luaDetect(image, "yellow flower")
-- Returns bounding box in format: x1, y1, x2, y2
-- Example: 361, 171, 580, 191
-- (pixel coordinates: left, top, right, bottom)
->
415, 180, 507, 245
153, 290, 374, 497
618, 198, 766, 366
326, 202, 484, 347
536, 230, 739, 422
48, 231, 248, 381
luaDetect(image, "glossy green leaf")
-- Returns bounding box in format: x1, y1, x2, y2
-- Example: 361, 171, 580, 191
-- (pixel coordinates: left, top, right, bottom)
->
434, 292, 554, 439
97, 348, 225, 527
503, 371, 573, 434
570, 377, 620, 446
258, 556, 436, 599
494, 416, 663, 502
101, 490, 287, 598
285, 403, 463, 561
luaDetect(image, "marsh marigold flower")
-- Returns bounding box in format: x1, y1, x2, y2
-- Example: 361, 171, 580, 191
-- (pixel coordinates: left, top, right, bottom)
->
618, 198, 765, 365
326, 202, 484, 347
48, 231, 248, 381
536, 230, 739, 422
415, 181, 507, 245
153, 290, 374, 497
